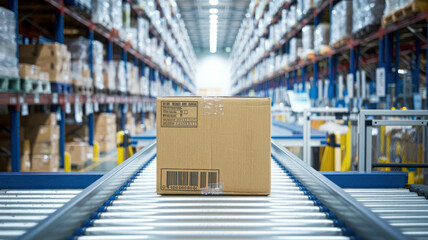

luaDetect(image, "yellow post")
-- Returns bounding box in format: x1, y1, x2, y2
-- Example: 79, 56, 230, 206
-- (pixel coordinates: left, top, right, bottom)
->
93, 141, 99, 162
117, 131, 125, 165
380, 126, 385, 155
64, 152, 71, 172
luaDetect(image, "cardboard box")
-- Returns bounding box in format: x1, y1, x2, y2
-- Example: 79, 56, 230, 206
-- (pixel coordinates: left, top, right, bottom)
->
95, 113, 116, 126
31, 154, 59, 172
26, 125, 59, 144
19, 64, 40, 79
32, 141, 59, 155
66, 142, 88, 167
156, 97, 271, 195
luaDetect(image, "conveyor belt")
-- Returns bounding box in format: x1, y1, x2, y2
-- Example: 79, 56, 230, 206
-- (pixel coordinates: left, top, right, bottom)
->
72, 159, 354, 239
346, 188, 428, 239
21, 142, 407, 240
0, 189, 81, 239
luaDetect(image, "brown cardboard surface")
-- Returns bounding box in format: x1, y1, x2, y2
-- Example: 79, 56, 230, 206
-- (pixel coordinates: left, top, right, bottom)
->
65, 142, 88, 166
19, 64, 40, 79
32, 141, 59, 155
157, 97, 271, 195
23, 113, 57, 126
31, 154, 59, 172
26, 125, 59, 144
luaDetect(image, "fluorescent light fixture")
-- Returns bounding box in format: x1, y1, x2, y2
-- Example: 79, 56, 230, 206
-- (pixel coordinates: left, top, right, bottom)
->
209, 8, 218, 14
209, 14, 218, 20
209, 0, 218, 5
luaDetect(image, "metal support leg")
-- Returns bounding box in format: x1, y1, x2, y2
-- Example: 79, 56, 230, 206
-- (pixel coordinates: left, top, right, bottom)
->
60, 107, 65, 169
88, 113, 94, 146
121, 104, 126, 131
358, 112, 366, 172
303, 110, 311, 166
395, 30, 400, 96
107, 41, 113, 61
413, 38, 420, 94
54, 11, 64, 44
10, 106, 20, 172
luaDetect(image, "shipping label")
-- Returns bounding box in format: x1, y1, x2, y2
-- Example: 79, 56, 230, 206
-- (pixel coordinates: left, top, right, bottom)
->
161, 101, 198, 128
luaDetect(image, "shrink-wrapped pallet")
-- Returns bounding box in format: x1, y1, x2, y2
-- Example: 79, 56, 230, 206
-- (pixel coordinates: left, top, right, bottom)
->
330, 1, 352, 47
314, 23, 330, 55
352, 0, 385, 34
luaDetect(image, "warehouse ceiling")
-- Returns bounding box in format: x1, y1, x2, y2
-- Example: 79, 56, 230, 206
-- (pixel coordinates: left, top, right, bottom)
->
176, 0, 251, 54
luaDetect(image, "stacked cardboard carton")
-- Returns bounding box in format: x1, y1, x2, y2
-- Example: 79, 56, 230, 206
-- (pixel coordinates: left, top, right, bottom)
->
23, 113, 60, 172
65, 141, 93, 168
19, 43, 71, 83
125, 112, 136, 136
95, 113, 117, 153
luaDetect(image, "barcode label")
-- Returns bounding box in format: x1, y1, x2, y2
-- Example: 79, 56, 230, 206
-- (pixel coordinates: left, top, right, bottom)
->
161, 169, 220, 191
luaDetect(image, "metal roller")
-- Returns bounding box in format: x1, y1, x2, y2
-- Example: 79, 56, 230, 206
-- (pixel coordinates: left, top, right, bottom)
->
0, 189, 80, 239
73, 160, 354, 239
346, 188, 428, 239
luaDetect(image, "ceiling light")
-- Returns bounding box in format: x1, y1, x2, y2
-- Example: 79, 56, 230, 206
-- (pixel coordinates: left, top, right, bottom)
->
209, 0, 218, 5
209, 14, 218, 20
209, 8, 218, 14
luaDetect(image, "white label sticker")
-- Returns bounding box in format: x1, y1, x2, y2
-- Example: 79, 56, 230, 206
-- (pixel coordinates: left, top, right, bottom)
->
361, 70, 367, 99
347, 73, 354, 98
34, 93, 40, 104
94, 102, 99, 112
376, 68, 386, 97
65, 102, 71, 114
21, 104, 29, 116
52, 93, 58, 104
9, 97, 17, 104
338, 75, 344, 99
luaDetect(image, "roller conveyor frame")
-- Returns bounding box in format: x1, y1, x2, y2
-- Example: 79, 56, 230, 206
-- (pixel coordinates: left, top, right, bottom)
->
20, 141, 406, 240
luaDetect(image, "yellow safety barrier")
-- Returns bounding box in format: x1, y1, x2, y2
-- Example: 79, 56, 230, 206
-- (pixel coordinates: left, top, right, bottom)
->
341, 122, 351, 171
93, 141, 99, 162
64, 152, 71, 172
117, 131, 125, 165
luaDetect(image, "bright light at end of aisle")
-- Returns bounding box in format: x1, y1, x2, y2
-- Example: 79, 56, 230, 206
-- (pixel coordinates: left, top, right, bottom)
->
209, 12, 218, 53
209, 8, 218, 14
209, 0, 219, 5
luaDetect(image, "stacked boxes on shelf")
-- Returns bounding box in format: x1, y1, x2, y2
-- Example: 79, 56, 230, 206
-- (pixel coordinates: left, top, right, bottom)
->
67, 37, 93, 90
314, 24, 330, 55
0, 7, 18, 79
103, 62, 116, 93
92, 0, 112, 29
128, 63, 140, 95
95, 113, 117, 153
19, 43, 71, 83
65, 141, 93, 168
329, 0, 352, 48
125, 112, 136, 136
24, 114, 60, 172
93, 40, 104, 91
114, 61, 127, 94
352, 0, 385, 38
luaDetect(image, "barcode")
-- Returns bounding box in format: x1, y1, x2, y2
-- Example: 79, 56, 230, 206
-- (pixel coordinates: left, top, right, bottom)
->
162, 169, 219, 191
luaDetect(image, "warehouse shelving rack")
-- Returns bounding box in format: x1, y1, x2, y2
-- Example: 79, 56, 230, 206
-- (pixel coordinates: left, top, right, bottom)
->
231, 0, 428, 111
1, 0, 197, 172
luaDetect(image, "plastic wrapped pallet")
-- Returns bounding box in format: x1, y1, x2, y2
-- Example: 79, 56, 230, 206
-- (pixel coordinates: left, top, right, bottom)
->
110, 0, 123, 30
0, 7, 18, 78
137, 18, 149, 55
103, 61, 116, 92
289, 37, 302, 65
330, 0, 352, 47
114, 60, 127, 93
123, 2, 131, 29
302, 25, 314, 60
352, 0, 385, 35
287, 5, 297, 30
122, 28, 137, 48
141, 66, 150, 96
93, 0, 111, 29
314, 23, 330, 55
93, 40, 104, 91
384, 0, 412, 16
67, 37, 92, 87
